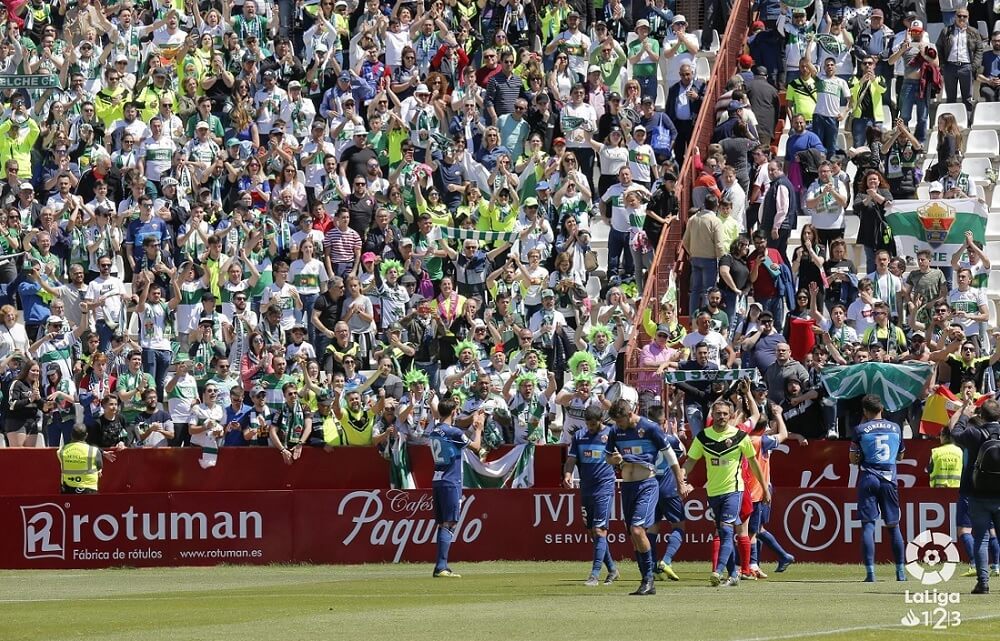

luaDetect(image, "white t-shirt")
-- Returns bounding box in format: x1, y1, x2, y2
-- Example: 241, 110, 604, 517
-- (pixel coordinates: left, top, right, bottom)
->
189, 402, 225, 448
848, 299, 875, 336
681, 330, 729, 367
289, 258, 329, 296
261, 282, 299, 330
814, 75, 849, 118
805, 179, 847, 230
85, 275, 127, 324
949, 287, 989, 336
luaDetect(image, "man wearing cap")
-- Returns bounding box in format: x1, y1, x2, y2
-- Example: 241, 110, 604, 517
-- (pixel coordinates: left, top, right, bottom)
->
627, 19, 661, 102
637, 94, 678, 164
663, 14, 699, 88
937, 7, 982, 120
526, 93, 558, 150
666, 63, 706, 166
890, 19, 938, 144
280, 80, 317, 139
400, 84, 440, 161
778, 7, 817, 88
253, 70, 289, 136
0, 104, 40, 181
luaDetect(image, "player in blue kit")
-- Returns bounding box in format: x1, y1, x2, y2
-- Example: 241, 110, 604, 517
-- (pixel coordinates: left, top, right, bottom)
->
428, 395, 484, 578
850, 395, 907, 582
645, 405, 687, 582
563, 405, 620, 586
606, 399, 691, 596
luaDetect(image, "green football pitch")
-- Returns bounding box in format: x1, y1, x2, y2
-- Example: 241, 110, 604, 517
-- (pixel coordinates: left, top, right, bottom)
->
1, 562, 996, 641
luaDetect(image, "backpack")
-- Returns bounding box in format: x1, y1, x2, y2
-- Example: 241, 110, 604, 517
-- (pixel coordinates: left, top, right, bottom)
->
973, 423, 1000, 494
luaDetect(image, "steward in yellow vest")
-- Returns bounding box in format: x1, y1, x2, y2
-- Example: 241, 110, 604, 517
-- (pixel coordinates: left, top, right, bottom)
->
928, 429, 963, 489
57, 425, 103, 494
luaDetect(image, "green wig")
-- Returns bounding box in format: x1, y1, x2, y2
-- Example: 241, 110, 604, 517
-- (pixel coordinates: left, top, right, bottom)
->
403, 368, 429, 387
567, 351, 598, 376
573, 372, 595, 385
380, 259, 404, 279
514, 371, 538, 387
586, 325, 614, 344
454, 339, 478, 358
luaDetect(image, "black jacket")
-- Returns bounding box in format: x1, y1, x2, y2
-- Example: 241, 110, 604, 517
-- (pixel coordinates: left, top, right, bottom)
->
952, 416, 1000, 497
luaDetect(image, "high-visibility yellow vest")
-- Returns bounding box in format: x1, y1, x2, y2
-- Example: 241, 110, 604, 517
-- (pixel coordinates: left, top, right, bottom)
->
57, 441, 100, 491
929, 443, 963, 488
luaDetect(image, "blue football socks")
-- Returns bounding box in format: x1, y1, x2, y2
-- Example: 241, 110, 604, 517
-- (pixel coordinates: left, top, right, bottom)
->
436, 525, 454, 572
663, 528, 684, 565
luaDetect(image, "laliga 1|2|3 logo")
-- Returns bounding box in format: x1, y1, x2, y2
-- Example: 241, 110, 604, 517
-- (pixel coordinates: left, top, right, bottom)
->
899, 530, 962, 630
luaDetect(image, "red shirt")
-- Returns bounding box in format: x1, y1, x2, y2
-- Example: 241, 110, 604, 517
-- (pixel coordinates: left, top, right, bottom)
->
749, 248, 783, 300
312, 213, 335, 234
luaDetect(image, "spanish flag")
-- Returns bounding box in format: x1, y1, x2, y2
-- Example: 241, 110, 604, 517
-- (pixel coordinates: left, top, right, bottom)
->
919, 385, 990, 437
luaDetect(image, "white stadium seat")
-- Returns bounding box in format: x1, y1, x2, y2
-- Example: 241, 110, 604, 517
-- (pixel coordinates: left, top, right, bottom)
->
695, 56, 711, 82
962, 157, 993, 183
916, 184, 930, 200
973, 101, 1000, 130
964, 130, 999, 158
935, 102, 969, 127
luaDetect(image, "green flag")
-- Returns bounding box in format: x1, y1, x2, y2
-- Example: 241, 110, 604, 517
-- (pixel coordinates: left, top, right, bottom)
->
886, 198, 988, 268
820, 362, 933, 412
462, 444, 535, 488
387, 437, 416, 490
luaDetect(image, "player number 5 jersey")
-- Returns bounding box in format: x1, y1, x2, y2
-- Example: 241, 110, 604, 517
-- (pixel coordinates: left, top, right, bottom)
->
851, 419, 904, 482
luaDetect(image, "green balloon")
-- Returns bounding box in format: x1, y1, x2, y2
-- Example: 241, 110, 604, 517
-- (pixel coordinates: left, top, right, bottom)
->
783, 0, 815, 8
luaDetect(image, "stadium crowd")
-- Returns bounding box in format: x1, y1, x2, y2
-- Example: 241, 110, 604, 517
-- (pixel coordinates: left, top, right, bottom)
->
3, 0, 1000, 462
0, 0, 695, 455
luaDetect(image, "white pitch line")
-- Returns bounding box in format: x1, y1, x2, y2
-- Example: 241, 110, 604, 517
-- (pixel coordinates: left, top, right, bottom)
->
729, 613, 1000, 641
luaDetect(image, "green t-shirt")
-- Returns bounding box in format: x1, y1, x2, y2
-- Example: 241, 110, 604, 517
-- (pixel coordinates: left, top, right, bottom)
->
687, 425, 756, 497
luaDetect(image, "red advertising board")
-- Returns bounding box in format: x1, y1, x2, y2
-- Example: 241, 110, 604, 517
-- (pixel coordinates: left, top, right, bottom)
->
0, 441, 939, 497
0, 487, 963, 569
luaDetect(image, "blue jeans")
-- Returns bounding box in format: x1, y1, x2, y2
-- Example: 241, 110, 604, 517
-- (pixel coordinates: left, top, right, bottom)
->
863, 245, 878, 275
852, 117, 875, 149
608, 228, 633, 279
758, 296, 785, 332
688, 256, 718, 316
969, 496, 1000, 586
812, 113, 839, 156
142, 348, 173, 400
96, 319, 116, 353
899, 79, 929, 144
299, 293, 318, 343
46, 418, 74, 448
